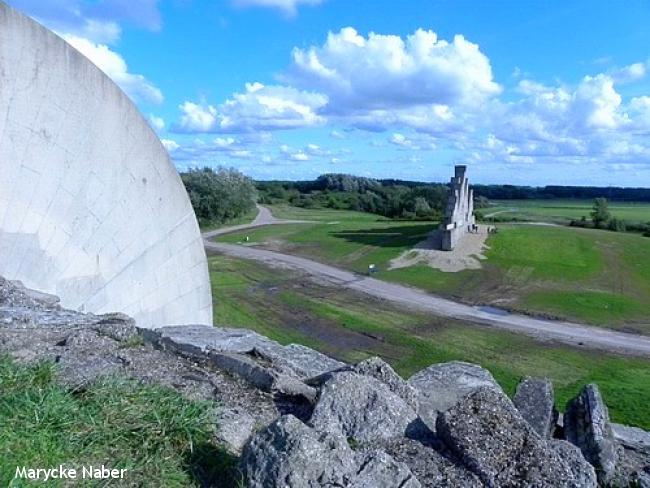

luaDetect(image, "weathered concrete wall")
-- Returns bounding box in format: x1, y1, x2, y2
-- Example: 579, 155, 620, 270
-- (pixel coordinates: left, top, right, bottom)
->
441, 165, 475, 251
0, 2, 212, 328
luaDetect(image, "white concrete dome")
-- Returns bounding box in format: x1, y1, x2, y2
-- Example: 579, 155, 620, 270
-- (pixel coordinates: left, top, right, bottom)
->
0, 2, 213, 328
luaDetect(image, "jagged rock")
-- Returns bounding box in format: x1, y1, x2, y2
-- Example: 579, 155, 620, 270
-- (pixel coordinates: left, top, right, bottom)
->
437, 387, 580, 487
639, 469, 650, 488
240, 415, 420, 488
144, 325, 342, 378
384, 438, 483, 487
259, 343, 345, 380
308, 356, 418, 410
215, 407, 256, 455
54, 329, 124, 388
513, 376, 558, 438
144, 325, 345, 401
92, 314, 138, 342
309, 371, 418, 443
612, 423, 650, 452
551, 440, 598, 488
408, 361, 501, 432
142, 325, 278, 356
239, 415, 357, 487
564, 384, 619, 485
350, 449, 421, 488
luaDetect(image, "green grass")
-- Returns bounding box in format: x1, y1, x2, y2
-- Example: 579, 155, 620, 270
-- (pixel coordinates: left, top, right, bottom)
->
483, 225, 603, 280
524, 290, 646, 324
218, 205, 437, 274
207, 253, 650, 430
484, 199, 650, 224
0, 356, 237, 487
215, 205, 650, 330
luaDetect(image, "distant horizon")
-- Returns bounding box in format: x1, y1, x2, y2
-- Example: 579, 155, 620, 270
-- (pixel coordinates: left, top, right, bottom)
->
9, 0, 650, 186
185, 166, 650, 191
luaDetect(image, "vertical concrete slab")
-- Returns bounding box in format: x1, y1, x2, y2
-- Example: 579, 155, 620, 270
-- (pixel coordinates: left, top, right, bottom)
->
0, 2, 212, 328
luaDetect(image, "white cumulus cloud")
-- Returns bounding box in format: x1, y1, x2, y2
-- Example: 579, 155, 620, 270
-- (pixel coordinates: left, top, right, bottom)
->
287, 27, 500, 113
176, 102, 218, 132
63, 35, 163, 104
149, 114, 165, 131
174, 83, 327, 133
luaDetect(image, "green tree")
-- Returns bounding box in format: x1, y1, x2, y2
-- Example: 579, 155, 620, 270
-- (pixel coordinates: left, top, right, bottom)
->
181, 167, 257, 225
414, 197, 432, 217
590, 198, 611, 228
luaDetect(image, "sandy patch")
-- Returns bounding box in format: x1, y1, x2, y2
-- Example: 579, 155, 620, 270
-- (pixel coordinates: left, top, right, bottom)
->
389, 226, 490, 272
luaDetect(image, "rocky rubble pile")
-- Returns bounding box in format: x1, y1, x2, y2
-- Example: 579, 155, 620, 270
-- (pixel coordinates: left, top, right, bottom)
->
1, 276, 649, 487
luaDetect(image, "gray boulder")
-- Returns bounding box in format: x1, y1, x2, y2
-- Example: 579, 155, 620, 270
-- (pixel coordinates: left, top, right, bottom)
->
639, 470, 650, 488
513, 376, 558, 438
215, 407, 256, 455
551, 440, 598, 488
350, 450, 421, 488
309, 371, 418, 443
437, 387, 580, 487
240, 415, 420, 487
384, 438, 483, 488
143, 325, 344, 400
612, 423, 650, 452
408, 361, 501, 432
308, 356, 418, 410
240, 415, 356, 487
564, 384, 618, 485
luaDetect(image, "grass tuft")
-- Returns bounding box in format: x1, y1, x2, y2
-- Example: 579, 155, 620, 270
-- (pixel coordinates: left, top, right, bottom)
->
0, 355, 238, 487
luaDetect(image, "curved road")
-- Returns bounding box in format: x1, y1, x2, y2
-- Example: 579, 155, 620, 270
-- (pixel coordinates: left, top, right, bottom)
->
204, 206, 650, 357
203, 205, 312, 239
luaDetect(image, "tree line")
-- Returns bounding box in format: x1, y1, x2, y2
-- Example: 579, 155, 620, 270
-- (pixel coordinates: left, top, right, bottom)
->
179, 169, 649, 237
257, 174, 451, 220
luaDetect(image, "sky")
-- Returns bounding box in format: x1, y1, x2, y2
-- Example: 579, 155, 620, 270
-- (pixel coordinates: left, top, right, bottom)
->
8, 0, 650, 186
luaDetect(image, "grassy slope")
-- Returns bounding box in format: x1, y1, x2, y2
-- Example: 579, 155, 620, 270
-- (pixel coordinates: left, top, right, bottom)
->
0, 357, 237, 487
215, 205, 650, 331
485, 199, 650, 224
209, 252, 650, 430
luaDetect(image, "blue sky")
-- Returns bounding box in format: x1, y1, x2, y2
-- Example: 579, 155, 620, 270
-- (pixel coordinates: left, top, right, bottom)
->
9, 0, 650, 186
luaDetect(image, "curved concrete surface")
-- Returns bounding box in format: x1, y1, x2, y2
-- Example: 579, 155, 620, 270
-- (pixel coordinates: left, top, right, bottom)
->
204, 209, 650, 356
0, 3, 212, 328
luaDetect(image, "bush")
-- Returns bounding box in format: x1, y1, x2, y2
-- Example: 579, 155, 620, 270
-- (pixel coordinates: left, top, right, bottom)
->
608, 217, 627, 232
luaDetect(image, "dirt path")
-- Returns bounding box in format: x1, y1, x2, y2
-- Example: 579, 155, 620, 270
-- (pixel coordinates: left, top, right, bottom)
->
203, 207, 650, 357
484, 208, 517, 218
202, 205, 313, 239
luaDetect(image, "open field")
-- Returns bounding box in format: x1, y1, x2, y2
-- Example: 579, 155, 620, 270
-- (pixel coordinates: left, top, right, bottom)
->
215, 205, 650, 332
484, 199, 650, 224
208, 252, 650, 430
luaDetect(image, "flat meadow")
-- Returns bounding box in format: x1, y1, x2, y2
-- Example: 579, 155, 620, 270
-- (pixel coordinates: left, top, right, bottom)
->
484, 199, 650, 224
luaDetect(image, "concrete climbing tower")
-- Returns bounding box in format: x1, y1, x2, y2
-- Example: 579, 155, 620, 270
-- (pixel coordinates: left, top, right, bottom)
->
440, 165, 475, 251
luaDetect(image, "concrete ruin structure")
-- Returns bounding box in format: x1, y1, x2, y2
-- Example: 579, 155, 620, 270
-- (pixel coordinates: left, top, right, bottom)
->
440, 165, 475, 251
0, 2, 212, 328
